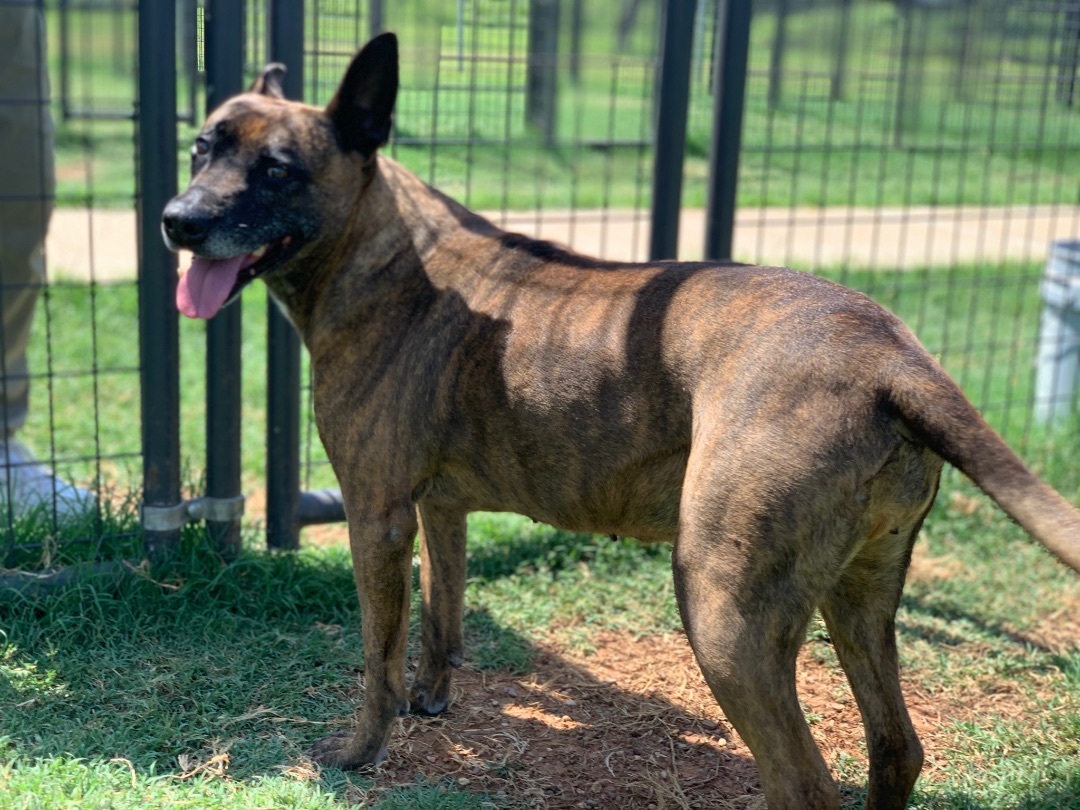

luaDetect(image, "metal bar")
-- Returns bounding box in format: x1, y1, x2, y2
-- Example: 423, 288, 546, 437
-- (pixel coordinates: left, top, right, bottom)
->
370, 0, 384, 36
703, 0, 751, 261
137, 0, 181, 557
569, 0, 583, 84
295, 488, 346, 526
59, 0, 71, 120
767, 0, 788, 109
1059, 3, 1080, 106
648, 0, 696, 262
179, 0, 199, 124
830, 0, 852, 102
525, 0, 559, 146
893, 3, 916, 149
203, 0, 246, 558
265, 0, 304, 550
0, 561, 133, 598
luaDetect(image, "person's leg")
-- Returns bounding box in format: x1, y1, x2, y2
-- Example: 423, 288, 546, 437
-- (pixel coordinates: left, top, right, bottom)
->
0, 3, 52, 436
0, 3, 93, 519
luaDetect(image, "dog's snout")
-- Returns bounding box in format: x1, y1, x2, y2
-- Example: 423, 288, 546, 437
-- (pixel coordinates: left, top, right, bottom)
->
162, 204, 211, 247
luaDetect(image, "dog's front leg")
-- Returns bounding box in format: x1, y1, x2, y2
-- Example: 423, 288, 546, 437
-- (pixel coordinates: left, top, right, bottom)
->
310, 502, 418, 769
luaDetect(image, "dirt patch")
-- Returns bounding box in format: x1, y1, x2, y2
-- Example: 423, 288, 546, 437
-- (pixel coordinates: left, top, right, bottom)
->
906, 541, 968, 585
299, 624, 1072, 809
1022, 593, 1080, 656
44, 205, 1080, 282
345, 631, 761, 809
230, 498, 1077, 805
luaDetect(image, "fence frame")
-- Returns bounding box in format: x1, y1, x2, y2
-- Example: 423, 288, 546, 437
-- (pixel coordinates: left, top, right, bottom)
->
132, 0, 755, 550
264, 0, 306, 550
134, 0, 1078, 552
203, 0, 246, 558
137, 0, 181, 557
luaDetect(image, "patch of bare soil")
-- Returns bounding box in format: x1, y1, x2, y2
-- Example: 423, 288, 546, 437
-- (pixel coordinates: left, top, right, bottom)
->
339, 631, 760, 809
301, 622, 1074, 809
1025, 593, 1080, 655
255, 529, 1080, 808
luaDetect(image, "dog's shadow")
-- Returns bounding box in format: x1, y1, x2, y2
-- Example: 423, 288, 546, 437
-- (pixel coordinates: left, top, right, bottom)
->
316, 604, 766, 808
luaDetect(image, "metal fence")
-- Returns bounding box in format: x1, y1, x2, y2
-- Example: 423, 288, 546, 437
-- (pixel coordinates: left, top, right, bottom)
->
1, 0, 1077, 572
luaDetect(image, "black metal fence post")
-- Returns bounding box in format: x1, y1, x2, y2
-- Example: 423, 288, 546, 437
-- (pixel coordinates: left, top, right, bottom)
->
649, 0, 696, 262
370, 0, 384, 36
203, 0, 246, 558
1059, 3, 1080, 107
767, 0, 789, 109
266, 0, 304, 550
137, 0, 181, 557
703, 0, 751, 261
179, 0, 199, 124
526, 0, 559, 146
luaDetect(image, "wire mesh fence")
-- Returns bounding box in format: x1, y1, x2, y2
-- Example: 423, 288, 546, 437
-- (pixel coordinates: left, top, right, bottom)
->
1, 0, 1076, 570
292, 0, 1079, 498
728, 0, 1080, 472
1, 0, 143, 569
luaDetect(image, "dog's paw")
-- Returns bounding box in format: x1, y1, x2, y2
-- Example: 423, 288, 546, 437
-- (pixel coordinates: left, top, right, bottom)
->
308, 731, 387, 770
409, 678, 452, 716
409, 687, 450, 717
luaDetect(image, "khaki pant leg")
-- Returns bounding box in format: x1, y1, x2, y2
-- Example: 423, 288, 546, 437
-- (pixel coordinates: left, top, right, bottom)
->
0, 4, 53, 436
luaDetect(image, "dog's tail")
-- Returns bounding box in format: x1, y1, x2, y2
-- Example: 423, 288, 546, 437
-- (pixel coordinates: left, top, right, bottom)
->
886, 350, 1080, 574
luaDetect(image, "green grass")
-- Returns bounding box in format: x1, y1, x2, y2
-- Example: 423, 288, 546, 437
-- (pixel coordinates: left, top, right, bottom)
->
1, 470, 1078, 808
899, 479, 1080, 808
0, 525, 488, 808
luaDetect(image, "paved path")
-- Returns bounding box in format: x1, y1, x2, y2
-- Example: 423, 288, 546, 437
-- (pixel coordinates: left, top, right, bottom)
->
46, 205, 1080, 283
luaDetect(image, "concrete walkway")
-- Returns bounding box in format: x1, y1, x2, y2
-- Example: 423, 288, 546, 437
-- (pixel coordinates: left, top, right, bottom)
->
46, 204, 1080, 283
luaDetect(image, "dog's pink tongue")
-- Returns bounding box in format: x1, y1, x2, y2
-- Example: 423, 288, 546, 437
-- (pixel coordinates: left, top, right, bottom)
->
177, 255, 245, 319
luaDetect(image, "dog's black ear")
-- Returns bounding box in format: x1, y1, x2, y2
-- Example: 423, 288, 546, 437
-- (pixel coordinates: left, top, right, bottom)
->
326, 32, 398, 157
250, 63, 287, 99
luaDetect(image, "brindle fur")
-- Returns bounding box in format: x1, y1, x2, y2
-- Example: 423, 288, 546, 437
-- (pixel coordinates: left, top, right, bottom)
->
161, 34, 1080, 809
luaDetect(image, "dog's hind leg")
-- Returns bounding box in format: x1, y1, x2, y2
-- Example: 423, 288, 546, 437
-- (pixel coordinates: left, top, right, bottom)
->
672, 515, 841, 809
411, 501, 468, 716
818, 516, 929, 809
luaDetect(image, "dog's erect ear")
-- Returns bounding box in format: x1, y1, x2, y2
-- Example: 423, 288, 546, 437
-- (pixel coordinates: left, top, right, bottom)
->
326, 32, 398, 157
250, 63, 287, 98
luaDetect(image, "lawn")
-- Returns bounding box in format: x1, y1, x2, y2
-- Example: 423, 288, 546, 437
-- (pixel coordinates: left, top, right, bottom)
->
0, 474, 1078, 808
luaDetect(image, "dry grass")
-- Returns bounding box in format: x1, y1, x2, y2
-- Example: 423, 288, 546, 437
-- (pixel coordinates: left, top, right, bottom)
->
288, 609, 1078, 808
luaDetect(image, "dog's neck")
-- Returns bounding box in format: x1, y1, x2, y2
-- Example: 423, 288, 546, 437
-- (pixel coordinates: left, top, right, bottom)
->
264, 154, 506, 342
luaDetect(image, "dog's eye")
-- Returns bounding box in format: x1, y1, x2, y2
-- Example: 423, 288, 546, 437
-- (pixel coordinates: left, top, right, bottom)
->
267, 165, 290, 180
193, 137, 210, 156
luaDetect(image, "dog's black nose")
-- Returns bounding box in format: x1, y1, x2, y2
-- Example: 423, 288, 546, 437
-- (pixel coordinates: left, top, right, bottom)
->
162, 200, 210, 247
159, 210, 208, 246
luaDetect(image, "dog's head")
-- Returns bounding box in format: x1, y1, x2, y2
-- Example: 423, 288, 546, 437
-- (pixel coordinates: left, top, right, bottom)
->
162, 33, 399, 319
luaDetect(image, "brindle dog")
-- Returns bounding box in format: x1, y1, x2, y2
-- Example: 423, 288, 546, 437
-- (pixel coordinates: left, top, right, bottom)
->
162, 33, 1080, 809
